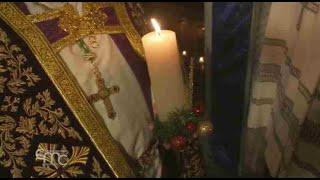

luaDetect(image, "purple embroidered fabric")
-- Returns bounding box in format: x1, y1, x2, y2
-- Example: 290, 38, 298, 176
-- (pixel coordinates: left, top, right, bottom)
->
36, 18, 69, 44
14, 2, 31, 15
124, 3, 148, 36
101, 7, 120, 26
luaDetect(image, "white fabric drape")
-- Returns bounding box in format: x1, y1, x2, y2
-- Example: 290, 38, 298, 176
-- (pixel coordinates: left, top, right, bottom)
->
245, 2, 320, 177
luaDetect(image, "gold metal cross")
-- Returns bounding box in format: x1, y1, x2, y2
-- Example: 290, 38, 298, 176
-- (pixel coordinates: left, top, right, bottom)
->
296, 2, 320, 31
297, 2, 308, 31
86, 57, 120, 120
88, 82, 120, 120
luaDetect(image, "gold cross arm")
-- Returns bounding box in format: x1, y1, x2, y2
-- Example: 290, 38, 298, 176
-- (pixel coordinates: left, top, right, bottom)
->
297, 2, 308, 31
58, 3, 108, 36
88, 85, 120, 119
297, 2, 319, 31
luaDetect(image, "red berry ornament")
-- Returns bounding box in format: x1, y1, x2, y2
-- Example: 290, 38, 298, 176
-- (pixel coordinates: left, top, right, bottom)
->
185, 121, 197, 134
170, 135, 187, 151
192, 105, 203, 116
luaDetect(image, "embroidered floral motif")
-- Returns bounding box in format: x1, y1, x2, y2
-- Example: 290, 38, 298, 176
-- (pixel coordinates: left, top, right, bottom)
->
0, 95, 84, 178
16, 116, 38, 138
1, 96, 20, 112
0, 115, 30, 178
0, 76, 6, 93
0, 27, 84, 177
0, 3, 135, 177
34, 143, 90, 178
0, 28, 40, 94
23, 90, 82, 140
90, 157, 110, 178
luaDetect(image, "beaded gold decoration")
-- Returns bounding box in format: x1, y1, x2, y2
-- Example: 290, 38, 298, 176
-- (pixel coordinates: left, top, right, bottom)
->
58, 3, 108, 36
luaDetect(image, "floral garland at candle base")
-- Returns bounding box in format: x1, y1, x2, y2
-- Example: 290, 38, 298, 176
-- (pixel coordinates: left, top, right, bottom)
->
155, 108, 198, 150
154, 107, 213, 177
154, 107, 213, 150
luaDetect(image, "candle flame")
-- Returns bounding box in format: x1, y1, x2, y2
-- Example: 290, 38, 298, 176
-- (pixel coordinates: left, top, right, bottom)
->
151, 18, 161, 36
182, 50, 187, 56
199, 57, 204, 63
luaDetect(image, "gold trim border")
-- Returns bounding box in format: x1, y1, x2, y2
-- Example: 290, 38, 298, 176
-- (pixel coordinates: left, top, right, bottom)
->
27, 9, 61, 23
0, 2, 135, 178
26, 2, 145, 58
51, 26, 124, 52
114, 2, 145, 58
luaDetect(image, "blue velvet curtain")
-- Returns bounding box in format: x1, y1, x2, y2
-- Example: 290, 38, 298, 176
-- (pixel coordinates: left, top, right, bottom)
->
208, 2, 253, 175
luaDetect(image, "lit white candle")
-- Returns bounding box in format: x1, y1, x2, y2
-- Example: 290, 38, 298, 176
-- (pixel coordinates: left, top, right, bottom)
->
142, 19, 186, 121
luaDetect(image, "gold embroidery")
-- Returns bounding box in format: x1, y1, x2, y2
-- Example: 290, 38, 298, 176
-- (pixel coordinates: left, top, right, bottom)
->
0, 28, 40, 94
23, 89, 83, 140
58, 4, 108, 36
1, 96, 20, 112
0, 115, 30, 177
16, 116, 38, 138
0, 2, 134, 177
34, 143, 90, 178
83, 2, 113, 13
27, 9, 61, 23
90, 157, 110, 178
126, 3, 149, 36
26, 2, 145, 58
51, 25, 123, 53
27, 3, 125, 53
114, 2, 145, 58
0, 25, 86, 177
88, 35, 99, 48
0, 27, 36, 177
0, 90, 84, 178
0, 76, 6, 93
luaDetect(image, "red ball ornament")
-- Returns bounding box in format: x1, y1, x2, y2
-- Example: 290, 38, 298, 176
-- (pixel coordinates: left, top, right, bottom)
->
192, 105, 203, 116
185, 121, 197, 134
170, 135, 187, 151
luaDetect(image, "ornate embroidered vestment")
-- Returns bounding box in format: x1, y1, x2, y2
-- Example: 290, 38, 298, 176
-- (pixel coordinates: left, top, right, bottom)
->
0, 2, 155, 178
